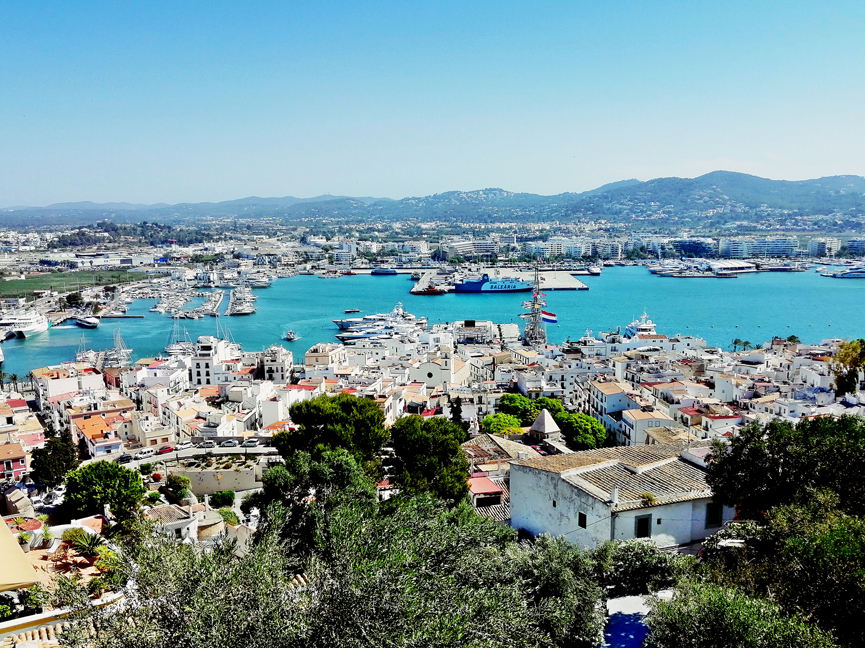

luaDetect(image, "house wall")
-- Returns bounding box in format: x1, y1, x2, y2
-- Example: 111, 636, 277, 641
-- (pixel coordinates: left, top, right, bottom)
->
613, 499, 736, 547
172, 467, 262, 496
510, 465, 612, 548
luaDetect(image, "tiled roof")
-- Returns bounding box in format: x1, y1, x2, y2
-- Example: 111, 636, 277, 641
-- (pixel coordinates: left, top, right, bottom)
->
515, 441, 715, 512
0, 442, 25, 460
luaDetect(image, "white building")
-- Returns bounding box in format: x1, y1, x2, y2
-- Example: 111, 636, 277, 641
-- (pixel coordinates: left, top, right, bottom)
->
510, 442, 735, 549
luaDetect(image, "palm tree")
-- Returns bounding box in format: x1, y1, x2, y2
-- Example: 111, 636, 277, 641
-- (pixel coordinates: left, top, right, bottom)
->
742, 341, 753, 350
0, 368, 6, 392
786, 335, 801, 344
731, 338, 743, 351
8, 374, 18, 392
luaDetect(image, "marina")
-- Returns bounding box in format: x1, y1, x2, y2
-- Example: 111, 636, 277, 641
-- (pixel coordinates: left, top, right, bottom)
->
0, 267, 864, 376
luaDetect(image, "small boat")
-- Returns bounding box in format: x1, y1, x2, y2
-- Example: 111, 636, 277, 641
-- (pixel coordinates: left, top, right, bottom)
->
74, 316, 100, 329
344, 308, 361, 313
340, 270, 357, 276
283, 330, 300, 342
413, 285, 447, 295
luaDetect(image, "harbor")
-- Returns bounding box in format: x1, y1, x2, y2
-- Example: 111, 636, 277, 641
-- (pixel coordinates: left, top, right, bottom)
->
0, 266, 863, 377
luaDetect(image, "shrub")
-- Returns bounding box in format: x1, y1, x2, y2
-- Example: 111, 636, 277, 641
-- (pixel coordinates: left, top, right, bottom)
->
146, 492, 162, 504
646, 580, 838, 648
591, 539, 694, 597
73, 532, 106, 558
152, 472, 162, 482
139, 463, 153, 475
18, 531, 31, 545
218, 507, 239, 526
166, 474, 191, 492
210, 490, 235, 508
0, 604, 11, 621
62, 527, 88, 544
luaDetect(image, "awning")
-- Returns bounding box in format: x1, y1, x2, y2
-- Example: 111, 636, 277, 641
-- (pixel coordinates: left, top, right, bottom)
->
0, 520, 38, 592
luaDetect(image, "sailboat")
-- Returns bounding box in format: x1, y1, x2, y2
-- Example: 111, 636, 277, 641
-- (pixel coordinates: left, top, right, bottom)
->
165, 318, 195, 355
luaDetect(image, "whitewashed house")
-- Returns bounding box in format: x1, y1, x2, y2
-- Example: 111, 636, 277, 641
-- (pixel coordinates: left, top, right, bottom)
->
509, 441, 734, 549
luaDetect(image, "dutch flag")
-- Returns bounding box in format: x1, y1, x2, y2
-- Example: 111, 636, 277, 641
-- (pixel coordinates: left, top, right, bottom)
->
541, 310, 557, 323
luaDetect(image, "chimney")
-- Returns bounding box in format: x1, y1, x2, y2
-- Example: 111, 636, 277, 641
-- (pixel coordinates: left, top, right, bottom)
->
610, 486, 619, 505
517, 451, 527, 460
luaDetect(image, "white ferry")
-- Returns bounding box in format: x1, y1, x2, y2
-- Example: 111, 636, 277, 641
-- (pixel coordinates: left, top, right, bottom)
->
0, 310, 49, 338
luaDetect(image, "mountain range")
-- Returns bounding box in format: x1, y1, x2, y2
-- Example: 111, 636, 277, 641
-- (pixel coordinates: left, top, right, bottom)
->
4, 171, 865, 229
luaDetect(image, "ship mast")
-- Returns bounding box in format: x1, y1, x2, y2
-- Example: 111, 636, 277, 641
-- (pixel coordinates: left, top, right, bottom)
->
520, 262, 547, 347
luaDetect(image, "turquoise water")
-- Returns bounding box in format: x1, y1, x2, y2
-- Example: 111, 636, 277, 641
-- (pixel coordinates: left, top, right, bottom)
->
2, 268, 862, 377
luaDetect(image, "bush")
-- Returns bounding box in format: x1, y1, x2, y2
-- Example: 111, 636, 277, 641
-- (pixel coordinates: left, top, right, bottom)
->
62, 527, 88, 544
210, 490, 235, 508
218, 507, 239, 526
166, 474, 191, 492
73, 532, 106, 558
139, 463, 153, 475
17, 531, 31, 545
152, 472, 162, 482
146, 492, 162, 504
591, 540, 694, 597
646, 581, 838, 648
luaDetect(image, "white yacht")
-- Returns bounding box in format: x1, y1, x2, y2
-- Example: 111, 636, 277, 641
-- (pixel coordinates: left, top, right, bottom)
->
623, 312, 658, 338
830, 265, 865, 279
0, 310, 49, 338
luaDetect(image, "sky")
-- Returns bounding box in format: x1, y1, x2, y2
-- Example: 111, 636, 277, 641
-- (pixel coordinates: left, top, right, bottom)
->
2, 1, 864, 206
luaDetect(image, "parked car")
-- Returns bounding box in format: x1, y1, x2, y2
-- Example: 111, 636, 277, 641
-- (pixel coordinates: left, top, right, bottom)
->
31, 496, 45, 511
157, 445, 175, 455
240, 439, 259, 448
53, 484, 66, 496
198, 440, 216, 449
219, 439, 239, 448
175, 441, 194, 451
115, 453, 134, 464
136, 448, 156, 459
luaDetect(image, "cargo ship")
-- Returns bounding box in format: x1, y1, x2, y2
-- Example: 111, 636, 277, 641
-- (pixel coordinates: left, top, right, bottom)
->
453, 274, 533, 293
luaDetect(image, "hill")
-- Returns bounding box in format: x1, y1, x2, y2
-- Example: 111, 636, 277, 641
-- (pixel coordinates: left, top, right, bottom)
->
3, 172, 864, 229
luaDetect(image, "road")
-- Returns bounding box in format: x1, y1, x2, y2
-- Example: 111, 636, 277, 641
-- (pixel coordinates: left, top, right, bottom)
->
88, 446, 279, 470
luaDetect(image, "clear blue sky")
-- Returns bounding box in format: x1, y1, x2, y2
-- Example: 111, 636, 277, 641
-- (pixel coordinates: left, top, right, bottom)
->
2, 1, 864, 206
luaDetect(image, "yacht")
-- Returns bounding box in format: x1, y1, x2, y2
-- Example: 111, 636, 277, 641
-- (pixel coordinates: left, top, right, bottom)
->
282, 330, 300, 342
830, 265, 865, 279
0, 310, 49, 338
74, 315, 100, 329
623, 312, 658, 339
332, 302, 427, 330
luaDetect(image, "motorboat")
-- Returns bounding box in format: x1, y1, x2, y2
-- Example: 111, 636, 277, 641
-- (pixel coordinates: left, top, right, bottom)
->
74, 315, 100, 329
283, 330, 300, 342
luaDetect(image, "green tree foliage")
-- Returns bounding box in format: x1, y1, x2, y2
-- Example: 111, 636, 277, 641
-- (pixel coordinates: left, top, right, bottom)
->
389, 416, 470, 503
209, 490, 235, 508
30, 429, 79, 487
591, 540, 694, 598
244, 449, 377, 561
646, 580, 838, 648
706, 417, 865, 519
482, 412, 522, 435
496, 393, 605, 450
55, 499, 606, 648
498, 393, 539, 425
278, 394, 387, 470
557, 412, 606, 450
449, 395, 464, 427
833, 338, 865, 396
65, 460, 147, 521
700, 491, 865, 647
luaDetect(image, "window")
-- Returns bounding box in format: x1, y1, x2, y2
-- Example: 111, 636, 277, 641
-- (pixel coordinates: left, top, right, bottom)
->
578, 512, 587, 528
657, 518, 662, 525
705, 502, 723, 529
635, 514, 651, 538
552, 500, 556, 508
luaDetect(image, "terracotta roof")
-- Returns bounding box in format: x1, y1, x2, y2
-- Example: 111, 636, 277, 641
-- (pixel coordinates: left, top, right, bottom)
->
0, 442, 25, 461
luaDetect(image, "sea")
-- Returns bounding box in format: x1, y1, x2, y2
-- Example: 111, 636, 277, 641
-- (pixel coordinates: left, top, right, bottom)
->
2, 267, 862, 378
